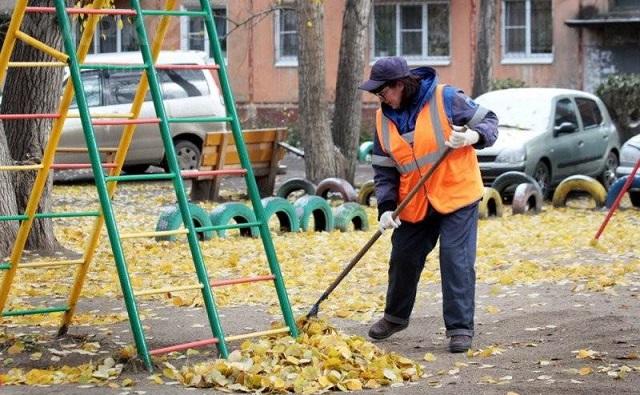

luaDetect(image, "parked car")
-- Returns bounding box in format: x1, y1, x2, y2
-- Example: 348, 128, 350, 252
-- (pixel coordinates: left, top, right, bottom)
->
55, 51, 226, 173
616, 134, 640, 177
474, 88, 620, 196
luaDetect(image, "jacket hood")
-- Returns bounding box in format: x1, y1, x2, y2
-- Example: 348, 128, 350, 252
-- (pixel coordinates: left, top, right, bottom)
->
381, 66, 438, 134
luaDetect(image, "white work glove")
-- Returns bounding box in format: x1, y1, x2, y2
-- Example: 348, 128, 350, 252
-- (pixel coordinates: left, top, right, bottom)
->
445, 126, 480, 149
378, 211, 401, 232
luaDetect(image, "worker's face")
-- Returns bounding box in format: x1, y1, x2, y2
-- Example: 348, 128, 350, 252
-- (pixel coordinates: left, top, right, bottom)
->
375, 82, 403, 109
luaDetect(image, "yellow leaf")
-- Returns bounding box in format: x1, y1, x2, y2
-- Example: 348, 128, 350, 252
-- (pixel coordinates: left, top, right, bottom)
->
8, 342, 24, 355
423, 353, 436, 362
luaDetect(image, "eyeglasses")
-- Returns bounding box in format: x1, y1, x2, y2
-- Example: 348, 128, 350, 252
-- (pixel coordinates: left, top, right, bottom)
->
375, 86, 392, 100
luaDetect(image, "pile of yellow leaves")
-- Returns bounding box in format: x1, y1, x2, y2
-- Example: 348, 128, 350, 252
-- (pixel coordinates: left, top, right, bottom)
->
167, 318, 423, 393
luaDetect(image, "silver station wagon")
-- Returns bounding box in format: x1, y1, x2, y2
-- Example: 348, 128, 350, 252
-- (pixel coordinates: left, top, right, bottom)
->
56, 51, 226, 173
474, 88, 620, 196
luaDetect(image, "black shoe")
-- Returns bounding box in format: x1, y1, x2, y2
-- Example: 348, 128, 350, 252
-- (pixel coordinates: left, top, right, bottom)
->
368, 318, 408, 340
449, 335, 472, 353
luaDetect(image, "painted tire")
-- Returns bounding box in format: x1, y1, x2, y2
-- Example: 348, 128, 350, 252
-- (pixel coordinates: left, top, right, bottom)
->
293, 195, 334, 232
491, 171, 542, 202
512, 183, 543, 215
478, 187, 504, 219
209, 202, 259, 238
357, 180, 376, 207
261, 197, 300, 232
333, 202, 369, 232
155, 203, 214, 241
276, 177, 317, 200
315, 177, 358, 202
604, 176, 640, 208
552, 175, 607, 208
358, 141, 374, 162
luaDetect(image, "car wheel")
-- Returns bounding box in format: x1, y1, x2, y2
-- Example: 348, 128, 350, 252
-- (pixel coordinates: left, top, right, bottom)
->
172, 139, 201, 171
533, 161, 551, 199
598, 151, 618, 190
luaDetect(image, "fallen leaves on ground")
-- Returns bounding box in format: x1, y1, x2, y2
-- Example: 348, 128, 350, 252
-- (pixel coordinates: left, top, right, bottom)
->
170, 318, 423, 393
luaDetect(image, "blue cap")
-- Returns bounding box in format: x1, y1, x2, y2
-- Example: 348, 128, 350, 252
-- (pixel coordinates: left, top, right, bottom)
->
358, 56, 412, 92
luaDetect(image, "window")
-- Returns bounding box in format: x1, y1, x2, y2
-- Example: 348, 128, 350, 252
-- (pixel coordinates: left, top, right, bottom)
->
502, 0, 552, 62
160, 70, 209, 99
554, 98, 578, 127
70, 72, 102, 109
575, 98, 603, 128
181, 7, 227, 59
275, 7, 298, 64
615, 0, 640, 7
75, 16, 138, 53
372, 1, 450, 62
107, 73, 151, 105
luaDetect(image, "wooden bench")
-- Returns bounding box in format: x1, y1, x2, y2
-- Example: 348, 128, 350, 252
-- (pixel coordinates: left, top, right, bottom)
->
189, 127, 288, 201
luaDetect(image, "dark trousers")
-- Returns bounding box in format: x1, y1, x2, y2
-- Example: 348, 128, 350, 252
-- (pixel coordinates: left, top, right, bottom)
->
383, 201, 478, 337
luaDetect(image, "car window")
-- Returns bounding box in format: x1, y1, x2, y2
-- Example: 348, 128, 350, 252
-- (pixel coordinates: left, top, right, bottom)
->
108, 73, 152, 105
159, 69, 209, 100
70, 72, 102, 109
554, 98, 579, 127
575, 98, 603, 128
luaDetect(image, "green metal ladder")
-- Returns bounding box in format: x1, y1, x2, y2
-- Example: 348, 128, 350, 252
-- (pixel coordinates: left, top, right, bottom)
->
0, 0, 298, 371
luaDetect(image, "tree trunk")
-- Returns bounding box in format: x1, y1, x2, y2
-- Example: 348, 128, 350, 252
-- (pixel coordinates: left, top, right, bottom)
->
0, 0, 66, 256
471, 0, 496, 97
332, 0, 372, 184
0, 124, 18, 256
296, 0, 336, 183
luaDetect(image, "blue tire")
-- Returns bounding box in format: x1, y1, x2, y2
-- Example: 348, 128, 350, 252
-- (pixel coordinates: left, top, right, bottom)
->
358, 141, 373, 162
605, 176, 640, 208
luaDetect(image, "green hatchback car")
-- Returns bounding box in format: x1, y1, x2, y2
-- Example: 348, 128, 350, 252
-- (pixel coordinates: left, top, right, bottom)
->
474, 88, 620, 196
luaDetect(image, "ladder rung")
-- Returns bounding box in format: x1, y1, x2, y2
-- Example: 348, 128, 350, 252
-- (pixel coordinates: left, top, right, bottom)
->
210, 275, 275, 287
14, 31, 68, 62
141, 9, 207, 17
135, 283, 202, 297
79, 63, 148, 71
180, 169, 247, 179
25, 6, 137, 16
2, 305, 69, 317
57, 146, 118, 154
0, 164, 43, 171
225, 327, 291, 342
0, 262, 10, 270
35, 211, 100, 219
0, 113, 59, 120
150, 337, 218, 356
19, 259, 83, 269
51, 163, 118, 170
196, 222, 262, 233
8, 61, 66, 68
156, 64, 219, 71
68, 112, 135, 119
120, 229, 188, 239
105, 173, 176, 183
167, 116, 232, 124
0, 215, 29, 222
93, 118, 160, 126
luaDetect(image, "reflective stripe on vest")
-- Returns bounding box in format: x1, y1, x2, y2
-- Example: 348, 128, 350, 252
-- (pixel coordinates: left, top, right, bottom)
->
378, 98, 447, 174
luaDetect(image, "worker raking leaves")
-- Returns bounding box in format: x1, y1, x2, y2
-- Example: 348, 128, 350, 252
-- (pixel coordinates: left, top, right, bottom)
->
358, 56, 498, 353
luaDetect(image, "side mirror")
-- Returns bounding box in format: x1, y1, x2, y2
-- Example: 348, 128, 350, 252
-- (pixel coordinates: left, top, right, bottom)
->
553, 122, 577, 137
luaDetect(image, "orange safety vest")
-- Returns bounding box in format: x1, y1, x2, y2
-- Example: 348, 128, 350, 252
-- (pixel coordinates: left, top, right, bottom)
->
375, 84, 484, 222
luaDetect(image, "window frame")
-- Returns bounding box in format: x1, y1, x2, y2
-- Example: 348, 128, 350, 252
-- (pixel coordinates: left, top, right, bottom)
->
74, 15, 138, 54
274, 7, 299, 67
575, 97, 604, 130
370, 1, 451, 66
501, 0, 553, 64
179, 5, 228, 61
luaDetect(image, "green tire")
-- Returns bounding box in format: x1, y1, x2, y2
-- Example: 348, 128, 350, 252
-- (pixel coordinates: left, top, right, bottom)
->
293, 195, 334, 232
261, 197, 300, 232
358, 141, 374, 162
155, 203, 214, 241
333, 202, 369, 232
209, 202, 259, 238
